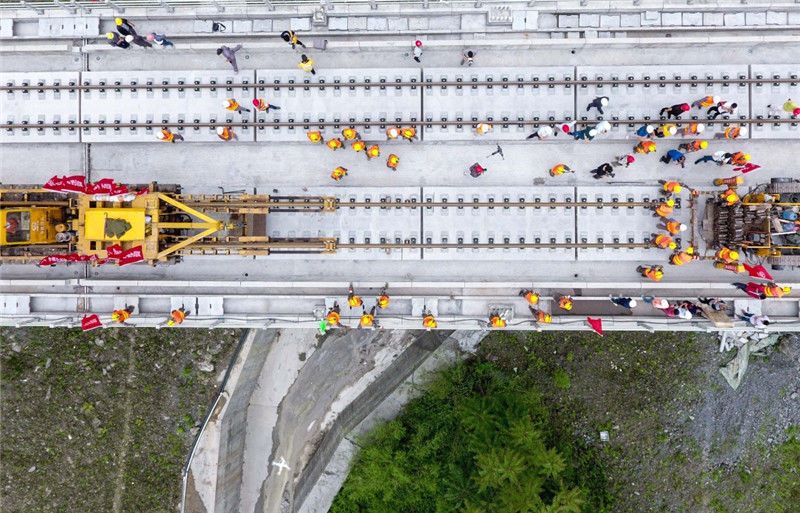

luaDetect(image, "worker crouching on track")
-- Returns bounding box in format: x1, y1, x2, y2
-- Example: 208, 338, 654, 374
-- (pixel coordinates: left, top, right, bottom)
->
715, 247, 740, 264
653, 199, 675, 218
637, 265, 664, 281
359, 306, 377, 329
351, 140, 366, 153
488, 312, 507, 328
720, 188, 740, 206
558, 295, 573, 311
422, 312, 437, 330
529, 307, 552, 324
377, 287, 390, 309
678, 140, 707, 153
634, 140, 656, 154
658, 218, 688, 235
224, 98, 250, 115
331, 166, 347, 181
347, 285, 362, 309
386, 127, 401, 139
253, 98, 280, 112
549, 163, 573, 177
111, 305, 134, 324
342, 127, 359, 141
326, 138, 343, 151
400, 126, 417, 142
216, 126, 236, 141
326, 303, 341, 327
652, 233, 677, 250
475, 122, 492, 135
168, 307, 188, 326
366, 145, 380, 160
307, 131, 324, 144
519, 289, 540, 306
670, 247, 698, 266
157, 127, 183, 142
660, 180, 683, 196
386, 154, 399, 170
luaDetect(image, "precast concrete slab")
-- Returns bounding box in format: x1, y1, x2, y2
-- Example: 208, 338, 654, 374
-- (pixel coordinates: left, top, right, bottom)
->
421, 66, 574, 141
0, 71, 80, 143
421, 186, 574, 261
80, 69, 254, 142
256, 68, 422, 142
576, 65, 749, 140
750, 64, 800, 139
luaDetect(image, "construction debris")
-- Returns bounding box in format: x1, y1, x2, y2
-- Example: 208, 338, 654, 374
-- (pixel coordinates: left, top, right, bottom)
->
718, 331, 782, 390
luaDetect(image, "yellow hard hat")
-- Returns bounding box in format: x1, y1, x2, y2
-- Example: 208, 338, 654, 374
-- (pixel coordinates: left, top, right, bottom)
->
168, 319, 175, 326
783, 286, 792, 293
115, 17, 123, 25
699, 141, 708, 149
729, 251, 739, 260
668, 242, 677, 249
687, 247, 694, 254
674, 185, 682, 193
666, 199, 675, 206
743, 154, 751, 161
544, 314, 552, 322
106, 32, 115, 39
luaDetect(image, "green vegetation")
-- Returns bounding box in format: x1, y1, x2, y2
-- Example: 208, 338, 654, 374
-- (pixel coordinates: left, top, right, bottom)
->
0, 327, 240, 513
331, 359, 611, 513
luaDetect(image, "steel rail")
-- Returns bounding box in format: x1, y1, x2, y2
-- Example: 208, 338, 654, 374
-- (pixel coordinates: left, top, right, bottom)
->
5, 118, 796, 130
2, 76, 798, 92
336, 242, 651, 249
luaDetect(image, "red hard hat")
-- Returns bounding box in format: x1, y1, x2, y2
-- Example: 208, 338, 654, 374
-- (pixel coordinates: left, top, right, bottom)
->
252, 99, 260, 107
626, 155, 635, 163
681, 103, 690, 111
794, 108, 800, 116
415, 40, 422, 47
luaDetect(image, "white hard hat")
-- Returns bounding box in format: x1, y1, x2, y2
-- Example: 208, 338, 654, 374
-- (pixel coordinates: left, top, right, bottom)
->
588, 129, 597, 136
600, 97, 609, 106
222, 99, 232, 108
739, 127, 748, 136
124, 35, 133, 43
628, 299, 638, 308
646, 124, 654, 133
540, 126, 553, 136
678, 309, 693, 320
156, 131, 167, 140
711, 95, 719, 103
596, 120, 611, 131
695, 123, 705, 133
216, 127, 225, 135
679, 223, 688, 232
653, 298, 669, 309
667, 126, 677, 135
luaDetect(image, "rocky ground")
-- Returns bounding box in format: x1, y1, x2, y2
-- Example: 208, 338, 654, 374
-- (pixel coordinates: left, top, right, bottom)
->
480, 331, 800, 513
0, 327, 241, 513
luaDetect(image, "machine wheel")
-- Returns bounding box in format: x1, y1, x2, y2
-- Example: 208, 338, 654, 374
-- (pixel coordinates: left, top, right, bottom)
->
771, 177, 792, 183
771, 264, 786, 271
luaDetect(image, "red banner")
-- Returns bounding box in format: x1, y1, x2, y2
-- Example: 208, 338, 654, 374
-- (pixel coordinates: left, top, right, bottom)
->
85, 178, 115, 195
81, 314, 102, 331
38, 253, 104, 266
117, 246, 144, 266
586, 317, 604, 336
42, 175, 130, 197
39, 245, 143, 267
734, 163, 761, 174
743, 264, 773, 281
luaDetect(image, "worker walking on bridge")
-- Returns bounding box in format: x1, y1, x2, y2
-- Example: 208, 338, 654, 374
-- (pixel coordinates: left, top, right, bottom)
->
253, 98, 280, 112
359, 306, 377, 329
298, 54, 315, 75
224, 98, 250, 115
488, 312, 507, 328
529, 307, 552, 324
586, 96, 609, 115
653, 124, 677, 138
401, 126, 417, 142
720, 126, 747, 139
635, 124, 655, 140
114, 17, 137, 36
637, 265, 664, 281
660, 180, 683, 196
590, 163, 614, 179
707, 101, 737, 119
476, 122, 492, 135
612, 154, 635, 168
331, 166, 347, 181
168, 307, 188, 326
634, 140, 656, 154
325, 303, 341, 327
692, 95, 718, 109
558, 295, 573, 311
652, 233, 677, 250
386, 154, 400, 170
572, 127, 597, 141
519, 289, 540, 306
377, 286, 390, 309
610, 297, 637, 310
216, 126, 236, 141
111, 305, 134, 324
106, 32, 130, 49
660, 103, 690, 120
767, 99, 800, 119
342, 127, 359, 141
326, 137, 343, 151
347, 285, 362, 309
307, 131, 324, 144
351, 140, 366, 153
683, 122, 705, 136
386, 127, 401, 139
670, 247, 698, 265
422, 308, 437, 330
653, 199, 675, 218
216, 44, 243, 74
549, 163, 573, 177
527, 125, 554, 140
157, 127, 183, 142
658, 218, 688, 235
280, 30, 306, 49
366, 145, 381, 160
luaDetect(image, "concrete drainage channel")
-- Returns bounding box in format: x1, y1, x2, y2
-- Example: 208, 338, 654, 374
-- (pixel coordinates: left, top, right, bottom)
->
181, 328, 484, 513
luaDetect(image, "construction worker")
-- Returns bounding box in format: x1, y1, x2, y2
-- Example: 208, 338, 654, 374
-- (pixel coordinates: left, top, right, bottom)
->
519, 289, 540, 306
307, 131, 323, 144
728, 152, 750, 165
342, 127, 359, 140
476, 122, 492, 135
422, 313, 437, 329
331, 166, 347, 181
386, 126, 401, 139
634, 140, 657, 154
216, 126, 235, 141
670, 247, 697, 265
157, 127, 183, 142
359, 306, 376, 328
660, 149, 686, 168
326, 138, 343, 151
488, 312, 507, 328
586, 96, 609, 114
111, 305, 134, 323
654, 199, 675, 218
723, 126, 747, 139
720, 188, 740, 205
716, 247, 740, 263
707, 101, 737, 120
400, 126, 417, 142
377, 287, 390, 309
637, 265, 664, 281
612, 154, 636, 168
558, 295, 573, 311
635, 124, 655, 140
366, 145, 380, 160
298, 54, 315, 75
223, 98, 250, 115
351, 140, 366, 153
767, 99, 800, 119
683, 122, 705, 136
659, 103, 690, 120
168, 307, 187, 326
653, 124, 677, 138
764, 282, 791, 298
660, 180, 683, 195
253, 98, 280, 112
660, 219, 688, 235
114, 17, 136, 36
529, 307, 552, 324
469, 163, 487, 178
347, 285, 362, 309
572, 127, 597, 141
326, 303, 341, 326
678, 140, 707, 153
386, 154, 399, 170
549, 163, 573, 177
692, 95, 718, 109
280, 30, 306, 49
652, 233, 677, 250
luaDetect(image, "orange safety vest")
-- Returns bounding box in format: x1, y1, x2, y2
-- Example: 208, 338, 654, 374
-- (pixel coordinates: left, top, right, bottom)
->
386, 154, 399, 169
400, 127, 416, 139
366, 145, 380, 158
490, 316, 506, 328
111, 309, 130, 323
331, 167, 347, 181
298, 59, 314, 73
422, 315, 437, 329
342, 128, 358, 140
550, 164, 567, 176
683, 123, 702, 135
653, 234, 674, 249
655, 202, 673, 217
476, 123, 491, 134
716, 248, 738, 263
686, 140, 705, 151
558, 297, 573, 311
533, 310, 551, 323
224, 99, 239, 111
721, 189, 739, 205
644, 268, 663, 281
386, 127, 400, 139
307, 131, 323, 143
635, 141, 656, 153
218, 127, 232, 140
378, 295, 390, 309
666, 221, 682, 234
253, 99, 267, 110
326, 311, 340, 324
671, 251, 694, 265
731, 152, 747, 165
764, 285, 783, 297
327, 138, 343, 150
348, 295, 362, 307
160, 129, 174, 142
360, 314, 374, 327
352, 140, 366, 152
524, 292, 539, 305
171, 309, 186, 324
663, 181, 681, 193
699, 95, 716, 107
724, 127, 741, 139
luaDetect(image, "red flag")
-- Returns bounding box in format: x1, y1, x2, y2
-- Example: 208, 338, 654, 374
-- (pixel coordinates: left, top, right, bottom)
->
81, 314, 102, 331
109, 183, 130, 196
734, 163, 761, 174
43, 175, 66, 192
62, 175, 87, 193
105, 244, 123, 259
117, 246, 144, 266
586, 317, 604, 336
743, 264, 773, 281
86, 178, 115, 195
135, 187, 149, 196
